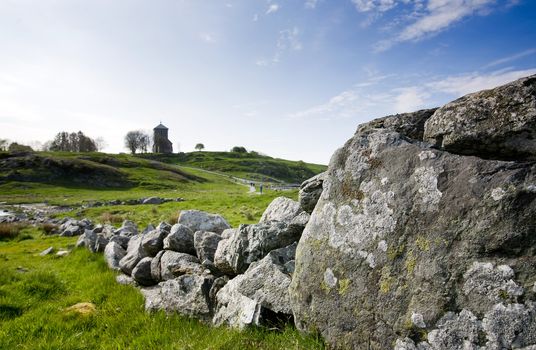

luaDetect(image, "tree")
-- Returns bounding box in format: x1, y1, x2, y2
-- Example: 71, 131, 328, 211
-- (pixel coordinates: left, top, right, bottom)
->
124, 130, 151, 154
95, 137, 107, 152
0, 139, 9, 151
195, 143, 205, 151
8, 142, 33, 153
48, 131, 97, 152
231, 146, 247, 153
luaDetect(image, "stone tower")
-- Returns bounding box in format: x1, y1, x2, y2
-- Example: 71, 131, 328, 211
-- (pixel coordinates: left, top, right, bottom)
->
152, 123, 173, 154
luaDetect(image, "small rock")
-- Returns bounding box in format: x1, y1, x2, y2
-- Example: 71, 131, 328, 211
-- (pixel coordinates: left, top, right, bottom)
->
39, 247, 54, 256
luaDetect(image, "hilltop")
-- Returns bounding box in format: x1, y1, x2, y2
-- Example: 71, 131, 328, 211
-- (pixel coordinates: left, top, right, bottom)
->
139, 151, 327, 184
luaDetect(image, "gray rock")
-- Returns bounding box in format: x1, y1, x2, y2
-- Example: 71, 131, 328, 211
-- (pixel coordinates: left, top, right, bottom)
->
141, 274, 214, 320
358, 108, 438, 141
114, 220, 138, 237
141, 227, 169, 257
298, 172, 326, 214
424, 75, 536, 160
39, 246, 54, 256
56, 250, 69, 257
104, 241, 126, 271
163, 224, 195, 254
214, 221, 303, 275
212, 243, 296, 329
159, 251, 204, 281
109, 235, 130, 250
83, 229, 109, 253
132, 257, 156, 286
116, 274, 137, 286
150, 250, 165, 282
142, 197, 163, 205
482, 302, 536, 350
76, 234, 86, 248
118, 235, 147, 276
259, 197, 303, 223
289, 124, 536, 349
178, 210, 231, 234
194, 231, 223, 263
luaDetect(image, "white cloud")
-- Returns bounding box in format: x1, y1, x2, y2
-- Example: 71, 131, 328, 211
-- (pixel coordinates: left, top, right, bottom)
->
428, 68, 536, 96
266, 3, 280, 14
253, 13, 259, 21
352, 0, 397, 12
200, 33, 216, 43
483, 48, 536, 69
288, 68, 536, 120
369, 0, 509, 52
305, 0, 319, 9
257, 27, 302, 66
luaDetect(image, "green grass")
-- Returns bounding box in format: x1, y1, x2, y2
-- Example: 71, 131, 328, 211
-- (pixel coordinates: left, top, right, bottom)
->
0, 150, 325, 349
139, 151, 327, 184
0, 230, 324, 349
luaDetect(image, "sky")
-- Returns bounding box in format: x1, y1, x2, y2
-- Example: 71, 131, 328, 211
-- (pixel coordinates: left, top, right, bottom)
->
0, 0, 535, 164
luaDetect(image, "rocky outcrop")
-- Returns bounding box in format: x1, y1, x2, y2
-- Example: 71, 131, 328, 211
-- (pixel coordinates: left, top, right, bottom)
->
178, 210, 231, 234
359, 108, 438, 141
290, 75, 536, 349
424, 75, 536, 160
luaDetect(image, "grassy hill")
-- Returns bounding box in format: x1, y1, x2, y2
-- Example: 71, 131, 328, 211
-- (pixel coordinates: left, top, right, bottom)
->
139, 151, 327, 184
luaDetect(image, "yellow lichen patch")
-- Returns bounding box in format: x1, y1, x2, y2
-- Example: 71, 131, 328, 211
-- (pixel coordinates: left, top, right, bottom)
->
379, 267, 394, 294
338, 279, 351, 295
320, 280, 331, 294
64, 302, 96, 316
387, 243, 405, 260
405, 251, 417, 275
415, 236, 430, 252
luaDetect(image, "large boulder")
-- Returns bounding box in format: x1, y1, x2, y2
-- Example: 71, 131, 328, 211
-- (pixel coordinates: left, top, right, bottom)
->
114, 220, 138, 237
214, 221, 303, 275
82, 229, 109, 253
178, 210, 231, 234
259, 197, 303, 223
194, 231, 223, 263
141, 274, 214, 320
104, 241, 126, 271
298, 172, 326, 214
290, 123, 536, 349
163, 224, 195, 255
423, 75, 536, 161
212, 243, 296, 329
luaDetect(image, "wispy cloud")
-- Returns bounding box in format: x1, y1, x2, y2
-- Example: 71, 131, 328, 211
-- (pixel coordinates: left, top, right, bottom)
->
200, 33, 216, 43
256, 27, 302, 66
352, 0, 397, 13
266, 3, 280, 14
305, 0, 319, 9
483, 48, 536, 69
369, 0, 510, 52
288, 68, 536, 120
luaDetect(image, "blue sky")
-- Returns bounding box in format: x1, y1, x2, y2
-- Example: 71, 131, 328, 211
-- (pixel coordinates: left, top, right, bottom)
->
0, 0, 535, 164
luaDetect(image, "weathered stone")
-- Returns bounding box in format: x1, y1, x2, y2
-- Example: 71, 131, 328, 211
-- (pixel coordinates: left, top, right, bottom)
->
109, 235, 130, 250
142, 197, 163, 205
150, 250, 165, 282
116, 274, 136, 286
118, 235, 147, 276
83, 229, 109, 253
163, 224, 195, 255
141, 274, 214, 320
424, 75, 536, 160
159, 251, 204, 281
298, 172, 326, 214
289, 124, 536, 349
39, 246, 54, 256
214, 221, 303, 275
132, 257, 156, 286
194, 231, 223, 263
482, 302, 536, 350
56, 250, 69, 257
212, 243, 296, 329
104, 241, 126, 271
114, 220, 138, 237
141, 227, 169, 257
178, 209, 231, 234
359, 108, 438, 141
259, 197, 303, 223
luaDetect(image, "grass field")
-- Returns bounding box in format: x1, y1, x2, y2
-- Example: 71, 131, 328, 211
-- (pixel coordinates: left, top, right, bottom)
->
0, 151, 325, 349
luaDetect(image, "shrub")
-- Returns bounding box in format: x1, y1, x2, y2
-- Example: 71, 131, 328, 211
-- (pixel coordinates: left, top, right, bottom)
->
100, 212, 124, 224
0, 223, 26, 241
40, 223, 58, 235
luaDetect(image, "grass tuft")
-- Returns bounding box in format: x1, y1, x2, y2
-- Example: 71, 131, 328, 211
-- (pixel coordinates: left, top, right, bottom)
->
0, 223, 27, 241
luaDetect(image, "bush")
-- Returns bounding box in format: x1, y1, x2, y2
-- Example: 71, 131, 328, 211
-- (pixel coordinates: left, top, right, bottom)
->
0, 223, 26, 241
40, 223, 58, 235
